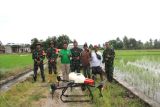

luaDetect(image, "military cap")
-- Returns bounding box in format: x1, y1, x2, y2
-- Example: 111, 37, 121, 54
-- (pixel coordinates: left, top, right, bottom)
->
63, 40, 68, 44
105, 42, 110, 45
83, 43, 88, 47
73, 40, 77, 43
94, 45, 98, 48
50, 41, 54, 45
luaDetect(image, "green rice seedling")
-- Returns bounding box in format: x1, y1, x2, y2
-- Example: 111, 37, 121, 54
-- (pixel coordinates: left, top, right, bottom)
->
0, 54, 33, 80
114, 50, 160, 103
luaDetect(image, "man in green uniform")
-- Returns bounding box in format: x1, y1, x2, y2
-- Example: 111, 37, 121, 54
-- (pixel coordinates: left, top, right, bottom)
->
32, 42, 45, 82
59, 42, 71, 80
102, 42, 115, 82
70, 40, 83, 73
46, 41, 58, 82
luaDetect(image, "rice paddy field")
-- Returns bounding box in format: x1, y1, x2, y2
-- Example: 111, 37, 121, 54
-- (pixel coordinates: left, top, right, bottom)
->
114, 49, 160, 104
0, 50, 159, 106
0, 54, 33, 80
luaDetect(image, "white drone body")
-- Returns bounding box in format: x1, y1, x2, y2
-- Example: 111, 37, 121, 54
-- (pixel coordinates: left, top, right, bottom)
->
69, 72, 86, 83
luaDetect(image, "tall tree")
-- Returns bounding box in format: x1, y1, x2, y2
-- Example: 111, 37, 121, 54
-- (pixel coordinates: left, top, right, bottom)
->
154, 39, 159, 49
116, 37, 123, 49
137, 40, 143, 49
89, 44, 93, 49
116, 37, 120, 41
123, 36, 129, 49
149, 38, 153, 48
98, 44, 101, 48
43, 36, 57, 51
57, 34, 72, 49
109, 40, 117, 49
128, 38, 137, 49
30, 38, 39, 51
144, 41, 150, 49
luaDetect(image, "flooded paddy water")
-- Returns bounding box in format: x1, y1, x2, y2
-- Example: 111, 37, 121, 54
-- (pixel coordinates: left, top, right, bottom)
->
114, 51, 160, 104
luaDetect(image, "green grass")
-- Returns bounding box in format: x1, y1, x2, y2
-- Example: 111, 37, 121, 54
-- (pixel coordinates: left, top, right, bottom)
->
0, 61, 58, 107
0, 78, 48, 107
0, 54, 33, 80
92, 81, 149, 107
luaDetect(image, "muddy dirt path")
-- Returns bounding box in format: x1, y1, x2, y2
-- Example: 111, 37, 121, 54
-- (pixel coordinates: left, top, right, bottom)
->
34, 86, 93, 107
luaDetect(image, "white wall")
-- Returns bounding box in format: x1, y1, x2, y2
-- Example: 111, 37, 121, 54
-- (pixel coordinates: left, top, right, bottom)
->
5, 46, 12, 53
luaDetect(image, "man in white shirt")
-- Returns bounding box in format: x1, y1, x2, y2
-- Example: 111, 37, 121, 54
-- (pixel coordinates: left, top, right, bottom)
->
90, 45, 104, 81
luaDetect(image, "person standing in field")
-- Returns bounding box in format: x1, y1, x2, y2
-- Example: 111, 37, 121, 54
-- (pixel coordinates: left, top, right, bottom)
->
32, 42, 45, 82
59, 42, 71, 80
70, 40, 83, 73
46, 41, 58, 83
90, 45, 104, 81
80, 43, 91, 78
102, 42, 115, 82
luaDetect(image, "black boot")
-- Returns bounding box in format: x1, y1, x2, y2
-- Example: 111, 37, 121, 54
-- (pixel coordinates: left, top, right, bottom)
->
33, 76, 37, 82
42, 78, 45, 82
92, 75, 96, 81
54, 71, 57, 74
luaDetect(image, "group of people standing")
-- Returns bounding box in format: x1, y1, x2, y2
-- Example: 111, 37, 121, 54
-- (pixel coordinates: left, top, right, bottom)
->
32, 40, 115, 83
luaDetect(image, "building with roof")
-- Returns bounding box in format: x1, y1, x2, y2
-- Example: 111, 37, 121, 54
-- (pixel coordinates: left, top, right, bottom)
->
4, 43, 31, 53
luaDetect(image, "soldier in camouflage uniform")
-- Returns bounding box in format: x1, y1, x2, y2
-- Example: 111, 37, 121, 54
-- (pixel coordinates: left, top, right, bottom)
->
32, 42, 45, 82
70, 40, 83, 73
46, 41, 58, 82
102, 42, 115, 82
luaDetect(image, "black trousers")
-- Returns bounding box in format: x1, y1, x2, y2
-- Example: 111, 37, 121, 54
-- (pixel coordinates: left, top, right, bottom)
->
33, 63, 45, 81
71, 61, 81, 73
48, 62, 57, 74
105, 63, 114, 82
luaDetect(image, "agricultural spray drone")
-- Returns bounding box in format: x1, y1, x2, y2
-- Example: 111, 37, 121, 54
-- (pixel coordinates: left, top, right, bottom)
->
50, 72, 106, 102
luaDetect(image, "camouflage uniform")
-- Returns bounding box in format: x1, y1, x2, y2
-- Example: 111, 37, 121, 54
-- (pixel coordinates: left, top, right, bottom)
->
32, 47, 45, 82
70, 47, 82, 73
46, 47, 58, 74
102, 47, 115, 82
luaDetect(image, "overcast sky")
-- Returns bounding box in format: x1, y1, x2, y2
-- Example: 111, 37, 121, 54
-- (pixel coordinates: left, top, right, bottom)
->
0, 0, 160, 45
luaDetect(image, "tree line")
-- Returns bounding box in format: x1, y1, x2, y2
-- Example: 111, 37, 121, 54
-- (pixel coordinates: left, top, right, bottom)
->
107, 36, 160, 50
30, 35, 160, 51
